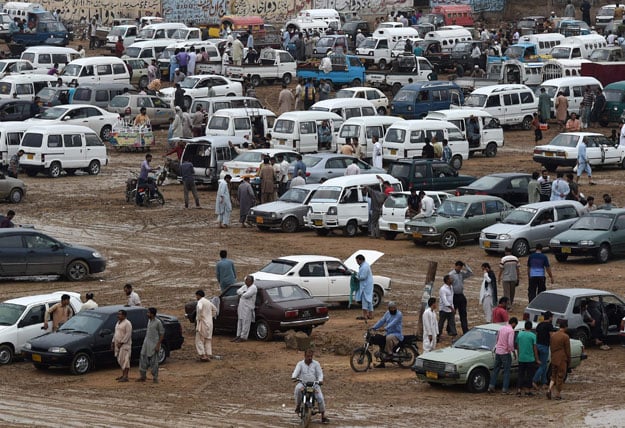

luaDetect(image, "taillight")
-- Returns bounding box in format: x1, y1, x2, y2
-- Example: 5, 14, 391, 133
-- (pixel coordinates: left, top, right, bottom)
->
523, 312, 530, 321
306, 172, 310, 177
454, 190, 460, 196
125, 107, 131, 115
285, 310, 299, 319
316, 306, 328, 315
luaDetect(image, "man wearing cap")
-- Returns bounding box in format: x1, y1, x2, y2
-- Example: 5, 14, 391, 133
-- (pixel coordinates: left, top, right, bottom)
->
533, 310, 555, 389
371, 301, 403, 368
355, 28, 365, 48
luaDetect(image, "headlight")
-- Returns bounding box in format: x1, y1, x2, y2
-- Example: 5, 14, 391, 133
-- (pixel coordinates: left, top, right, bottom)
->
271, 212, 276, 218
480, 232, 486, 239
327, 207, 337, 215
550, 239, 560, 245
250, 210, 255, 215
92, 251, 101, 258
414, 359, 424, 369
444, 363, 457, 373
48, 347, 67, 353
23, 343, 32, 350
497, 234, 511, 240
428, 227, 436, 233
580, 240, 595, 246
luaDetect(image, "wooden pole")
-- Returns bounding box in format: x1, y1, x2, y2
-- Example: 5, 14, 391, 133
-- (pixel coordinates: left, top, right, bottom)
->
417, 261, 437, 340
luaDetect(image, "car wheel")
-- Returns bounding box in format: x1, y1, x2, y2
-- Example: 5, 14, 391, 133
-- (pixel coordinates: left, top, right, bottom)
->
512, 239, 530, 257
48, 162, 62, 178
574, 327, 590, 347
9, 188, 23, 203
451, 155, 463, 170
70, 351, 92, 375
87, 160, 101, 175
377, 106, 387, 115
378, 59, 387, 70
555, 253, 568, 262
441, 230, 459, 249
157, 343, 168, 365
315, 228, 330, 236
281, 217, 298, 233
596, 244, 610, 263
372, 285, 383, 308
485, 142, 497, 157
351, 78, 362, 87
343, 220, 358, 237
139, 76, 149, 89
250, 75, 261, 87
0, 344, 14, 365
183, 96, 192, 110
383, 231, 397, 240
100, 125, 112, 140
521, 115, 533, 130
467, 367, 490, 393
65, 260, 89, 281
253, 319, 273, 341
282, 73, 292, 85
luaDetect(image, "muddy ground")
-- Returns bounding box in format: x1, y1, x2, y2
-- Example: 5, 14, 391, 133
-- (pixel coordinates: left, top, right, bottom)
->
1, 45, 625, 428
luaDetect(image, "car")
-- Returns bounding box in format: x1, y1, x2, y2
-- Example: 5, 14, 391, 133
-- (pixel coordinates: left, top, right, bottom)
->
0, 170, 26, 203
549, 208, 625, 263
405, 195, 514, 249
186, 280, 330, 341
387, 159, 476, 191
22, 305, 184, 374
0, 291, 82, 365
289, 153, 386, 184
533, 132, 625, 172
247, 184, 320, 232
35, 86, 72, 109
0, 99, 35, 121
0, 229, 106, 281
480, 200, 585, 257
220, 149, 299, 180
334, 87, 389, 115
455, 173, 532, 207
524, 288, 625, 347
252, 250, 391, 308
26, 104, 119, 140
379, 190, 451, 240
412, 322, 586, 393
160, 75, 244, 109
124, 58, 150, 89
107, 94, 175, 128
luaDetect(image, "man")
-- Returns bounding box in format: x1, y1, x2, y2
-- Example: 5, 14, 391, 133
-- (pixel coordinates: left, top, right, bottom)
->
371, 301, 403, 368
599, 193, 616, 209
565, 112, 580, 132
580, 87, 594, 129
191, 105, 205, 137
216, 174, 232, 228
538, 87, 551, 123
112, 310, 132, 382
438, 274, 456, 338
173, 69, 186, 85
303, 79, 316, 110
492, 297, 510, 323
232, 36, 244, 66
345, 160, 360, 176
0, 210, 15, 228
216, 250, 236, 292
527, 243, 553, 302
291, 171, 306, 187
470, 43, 481, 68
292, 154, 306, 183
498, 247, 519, 310
355, 254, 374, 320
292, 349, 329, 424
583, 195, 597, 213
238, 176, 256, 226
547, 320, 571, 400
42, 294, 73, 331
355, 29, 365, 47
422, 139, 435, 159
516, 320, 539, 396
422, 297, 439, 353
488, 317, 518, 394
180, 160, 200, 209
137, 307, 164, 383
372, 136, 383, 169
555, 91, 568, 131
576, 137, 594, 185
176, 49, 189, 74
591, 88, 606, 127
441, 139, 453, 164
318, 121, 332, 150
133, 107, 150, 127
195, 290, 218, 362
278, 83, 295, 115
318, 79, 331, 101
418, 191, 435, 217
533, 311, 555, 389
368, 183, 387, 239
449, 261, 472, 335
147, 60, 158, 83
233, 275, 257, 342
405, 188, 420, 217
187, 47, 196, 75
550, 172, 569, 201
537, 168, 551, 201
8, 149, 24, 178
566, 173, 580, 202
259, 157, 276, 204
139, 153, 157, 198
340, 139, 355, 156
124, 283, 141, 307
80, 292, 98, 311
528, 172, 541, 204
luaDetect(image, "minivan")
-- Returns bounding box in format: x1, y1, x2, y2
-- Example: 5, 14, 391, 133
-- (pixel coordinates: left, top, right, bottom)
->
430, 5, 474, 26
602, 80, 625, 124
135, 23, 188, 41
0, 75, 56, 101
537, 76, 603, 117
72, 83, 135, 109
206, 108, 276, 139
0, 121, 29, 169
271, 111, 344, 153
20, 46, 80, 72
390, 81, 463, 119
123, 40, 173, 63
179, 136, 244, 185
518, 33, 565, 56
549, 34, 607, 60
355, 27, 420, 69
310, 98, 377, 120
105, 25, 138, 51
463, 84, 537, 129
423, 28, 473, 50
189, 96, 263, 122
297, 8, 341, 30
18, 125, 108, 178
60, 57, 131, 85
337, 116, 405, 159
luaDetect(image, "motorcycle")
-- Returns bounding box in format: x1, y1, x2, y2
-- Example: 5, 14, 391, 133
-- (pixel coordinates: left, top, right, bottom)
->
296, 379, 321, 428
350, 329, 419, 372
158, 158, 180, 186
125, 170, 165, 207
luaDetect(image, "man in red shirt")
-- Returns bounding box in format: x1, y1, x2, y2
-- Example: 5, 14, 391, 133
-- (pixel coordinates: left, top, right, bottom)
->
492, 297, 510, 323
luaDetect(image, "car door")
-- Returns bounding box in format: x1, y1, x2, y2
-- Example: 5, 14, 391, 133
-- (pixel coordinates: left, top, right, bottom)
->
23, 232, 67, 275
83, 107, 107, 133
484, 94, 504, 124
582, 136, 605, 165
0, 231, 27, 276
92, 314, 117, 363
506, 176, 530, 206
62, 133, 84, 168
527, 207, 557, 247
215, 286, 240, 331
0, 102, 21, 121
126, 309, 148, 359
150, 96, 171, 126
465, 200, 488, 238
210, 77, 229, 96
589, 135, 619, 165
299, 121, 318, 150
297, 261, 329, 299
324, 157, 347, 180
15, 303, 47, 351
600, 294, 625, 335
325, 260, 351, 300
553, 204, 581, 235
502, 92, 521, 125
611, 213, 625, 254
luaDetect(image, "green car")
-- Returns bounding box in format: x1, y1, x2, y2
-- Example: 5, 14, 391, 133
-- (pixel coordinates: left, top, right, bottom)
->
550, 208, 625, 263
404, 195, 513, 248
413, 323, 586, 393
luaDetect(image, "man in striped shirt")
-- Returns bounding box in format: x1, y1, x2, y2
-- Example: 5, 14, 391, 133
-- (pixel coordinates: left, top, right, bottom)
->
537, 168, 551, 201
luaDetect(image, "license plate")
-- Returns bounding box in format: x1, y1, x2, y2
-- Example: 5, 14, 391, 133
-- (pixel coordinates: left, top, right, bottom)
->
27, 154, 33, 160
545, 152, 554, 157
390, 223, 398, 231
426, 371, 438, 379
313, 220, 323, 226
256, 216, 263, 224
537, 316, 544, 322
279, 139, 285, 145
233, 169, 240, 174
562, 247, 571, 254
32, 354, 41, 362
390, 149, 397, 155
412, 232, 422, 239
305, 386, 315, 393
483, 240, 491, 248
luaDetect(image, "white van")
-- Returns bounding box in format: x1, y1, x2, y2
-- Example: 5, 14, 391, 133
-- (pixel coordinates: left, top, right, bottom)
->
190, 96, 263, 122
537, 76, 603, 117
541, 58, 590, 81
337, 116, 405, 159
297, 8, 341, 30
136, 22, 187, 41
59, 56, 130, 85
159, 41, 221, 76
305, 173, 403, 236
463, 84, 538, 129
0, 122, 29, 169
18, 125, 108, 178
424, 28, 473, 50
355, 27, 420, 69
425, 109, 504, 157
272, 111, 343, 153
285, 18, 329, 36
519, 33, 565, 56
170, 27, 202, 42
123, 40, 173, 63
549, 34, 607, 59
3, 1, 43, 18
382, 120, 469, 169
105, 25, 138, 51
0, 74, 56, 101
310, 98, 377, 120
206, 108, 276, 139
179, 136, 245, 185
20, 46, 80, 71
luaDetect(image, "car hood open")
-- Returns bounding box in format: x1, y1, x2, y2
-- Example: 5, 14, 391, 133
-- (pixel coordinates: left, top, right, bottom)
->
344, 250, 384, 271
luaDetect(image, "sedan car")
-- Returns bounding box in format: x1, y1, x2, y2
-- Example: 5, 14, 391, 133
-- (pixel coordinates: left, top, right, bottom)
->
107, 94, 174, 128
550, 208, 625, 263
22, 305, 184, 374
335, 87, 389, 115
0, 291, 82, 365
0, 229, 106, 281
253, 250, 391, 308
247, 184, 320, 232
455, 173, 531, 207
124, 58, 150, 89
412, 322, 585, 393
160, 75, 243, 109
290, 153, 385, 184
220, 149, 299, 180
480, 200, 585, 257
26, 104, 119, 140
0, 99, 34, 121
0, 170, 26, 203
524, 288, 625, 347
405, 195, 514, 249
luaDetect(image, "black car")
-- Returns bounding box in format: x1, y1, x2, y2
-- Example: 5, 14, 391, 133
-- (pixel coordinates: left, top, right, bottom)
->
387, 159, 476, 191
455, 173, 531, 207
22, 305, 184, 374
0, 99, 34, 121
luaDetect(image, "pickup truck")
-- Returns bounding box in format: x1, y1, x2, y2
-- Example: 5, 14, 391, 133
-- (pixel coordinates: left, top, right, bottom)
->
589, 47, 625, 62
387, 159, 476, 191
226, 49, 296, 86
366, 54, 435, 94
416, 40, 453, 73
296, 54, 366, 88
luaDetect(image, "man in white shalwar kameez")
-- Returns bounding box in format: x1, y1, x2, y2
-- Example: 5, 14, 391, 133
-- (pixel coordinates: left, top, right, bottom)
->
112, 309, 132, 382
422, 297, 439, 353
195, 290, 218, 361
215, 174, 232, 228
233, 275, 257, 342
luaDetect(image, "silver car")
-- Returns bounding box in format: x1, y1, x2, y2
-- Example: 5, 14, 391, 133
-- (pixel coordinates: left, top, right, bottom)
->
479, 200, 585, 257
288, 153, 385, 184
247, 184, 320, 233
0, 171, 25, 203
107, 94, 174, 128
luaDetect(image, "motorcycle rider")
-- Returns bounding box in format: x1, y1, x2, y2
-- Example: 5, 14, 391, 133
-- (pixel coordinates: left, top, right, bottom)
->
371, 301, 403, 368
292, 348, 329, 424
139, 153, 157, 198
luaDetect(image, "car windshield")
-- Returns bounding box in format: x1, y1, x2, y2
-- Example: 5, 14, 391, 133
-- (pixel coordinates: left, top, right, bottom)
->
109, 26, 126, 37
467, 176, 504, 190
303, 156, 322, 167
571, 213, 614, 231
317, 37, 336, 48
339, 124, 360, 138
259, 260, 297, 275
452, 327, 497, 351
38, 106, 67, 120
266, 285, 312, 302
604, 89, 624, 103
589, 50, 610, 61
536, 85, 557, 98
549, 46, 571, 59
310, 186, 341, 202
170, 29, 189, 39
232, 152, 264, 162
273, 119, 295, 133
503, 207, 537, 225
125, 47, 141, 58
527, 292, 570, 313
335, 89, 355, 99
109, 96, 130, 108
138, 28, 155, 39
384, 194, 408, 208
180, 77, 200, 89
0, 303, 26, 325
384, 128, 406, 143
545, 133, 579, 147
58, 311, 107, 334
360, 38, 377, 49
452, 42, 472, 53
393, 89, 417, 103
505, 45, 525, 59
464, 94, 487, 107
36, 87, 56, 102
437, 200, 467, 217
62, 64, 81, 77
279, 187, 309, 203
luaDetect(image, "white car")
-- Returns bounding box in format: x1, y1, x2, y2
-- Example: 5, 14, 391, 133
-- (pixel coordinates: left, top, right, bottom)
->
252, 250, 391, 307
160, 75, 243, 109
0, 291, 82, 364
220, 149, 299, 180
26, 104, 119, 140
379, 191, 451, 240
334, 87, 389, 115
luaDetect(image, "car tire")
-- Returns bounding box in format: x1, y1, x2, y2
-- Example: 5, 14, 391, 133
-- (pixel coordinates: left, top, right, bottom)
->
441, 230, 459, 249
512, 239, 530, 257
87, 160, 101, 175
377, 106, 387, 115
555, 253, 569, 262
343, 220, 358, 237
0, 344, 14, 365
65, 260, 90, 281
281, 217, 298, 233
372, 285, 383, 308
253, 319, 273, 341
48, 161, 62, 178
183, 96, 192, 110
378, 59, 387, 70
451, 155, 463, 170
70, 351, 92, 375
574, 327, 591, 347
139, 76, 149, 89
157, 343, 168, 365
485, 142, 497, 157
383, 231, 397, 240
467, 367, 490, 393
595, 244, 610, 263
351, 78, 362, 87
100, 125, 112, 140
315, 228, 330, 236
282, 73, 292, 85
521, 115, 533, 130
9, 188, 23, 203
250, 75, 261, 87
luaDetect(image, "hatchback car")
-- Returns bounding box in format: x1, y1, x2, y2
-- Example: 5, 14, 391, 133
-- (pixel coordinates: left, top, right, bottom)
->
480, 200, 585, 257
455, 173, 532, 207
0, 99, 35, 121
335, 87, 389, 115
387, 159, 476, 191
160, 75, 243, 109
253, 250, 391, 308
107, 94, 174, 128
550, 208, 625, 263
0, 229, 106, 281
247, 184, 320, 232
0, 170, 26, 203
291, 153, 385, 183
220, 149, 299, 180
27, 104, 119, 140
405, 195, 514, 248
124, 58, 150, 89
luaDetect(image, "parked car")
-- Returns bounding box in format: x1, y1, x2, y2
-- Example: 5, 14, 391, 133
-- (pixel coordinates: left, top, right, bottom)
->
0, 59, 38, 77
455, 173, 532, 207
334, 87, 389, 115
524, 288, 625, 346
387, 159, 476, 191
0, 229, 106, 281
0, 99, 34, 121
220, 149, 299, 180
247, 184, 320, 232
0, 291, 82, 365
160, 75, 244, 109
107, 94, 174, 128
290, 153, 385, 183
412, 322, 586, 392
35, 86, 72, 109
253, 250, 391, 308
405, 195, 514, 248
124, 58, 150, 89
26, 104, 119, 140
22, 305, 184, 374
480, 200, 585, 257
550, 208, 625, 263
0, 171, 26, 203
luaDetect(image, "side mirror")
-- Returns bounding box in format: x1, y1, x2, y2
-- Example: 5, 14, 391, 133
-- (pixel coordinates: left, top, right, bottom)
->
99, 329, 112, 337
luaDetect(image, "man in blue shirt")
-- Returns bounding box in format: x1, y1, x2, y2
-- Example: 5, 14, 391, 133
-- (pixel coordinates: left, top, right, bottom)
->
355, 254, 374, 320
216, 250, 237, 292
576, 138, 595, 185
371, 301, 403, 367
292, 154, 306, 182
527, 243, 554, 303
